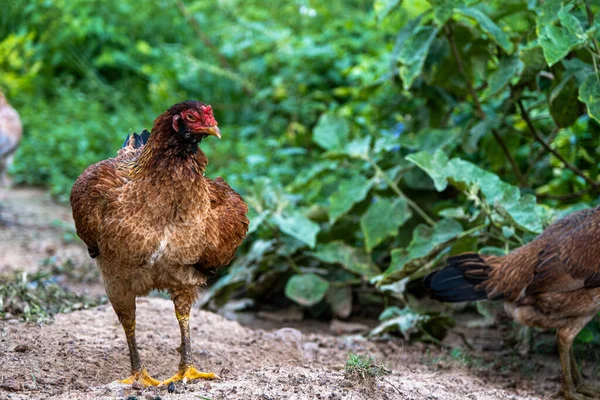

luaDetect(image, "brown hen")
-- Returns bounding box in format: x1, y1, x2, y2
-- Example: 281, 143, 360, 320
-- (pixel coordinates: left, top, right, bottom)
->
425, 207, 600, 400
70, 101, 249, 386
0, 90, 22, 186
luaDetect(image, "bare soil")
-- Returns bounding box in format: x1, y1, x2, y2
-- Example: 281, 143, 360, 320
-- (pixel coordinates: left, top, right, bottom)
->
0, 187, 595, 400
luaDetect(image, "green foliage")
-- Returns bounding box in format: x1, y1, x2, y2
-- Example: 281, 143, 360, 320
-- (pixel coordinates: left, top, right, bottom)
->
285, 273, 330, 306
311, 241, 380, 278
360, 197, 412, 251
3, 0, 600, 344
0, 271, 107, 323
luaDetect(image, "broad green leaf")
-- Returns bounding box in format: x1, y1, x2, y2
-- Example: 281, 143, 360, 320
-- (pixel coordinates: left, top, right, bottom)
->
501, 194, 543, 233
289, 161, 337, 190
398, 128, 461, 152
562, 58, 594, 83
360, 197, 412, 251
549, 73, 575, 105
374, 0, 402, 22
455, 7, 513, 53
277, 235, 307, 257
387, 249, 410, 277
272, 212, 320, 248
579, 74, 600, 123
313, 113, 350, 151
428, 0, 463, 25
248, 210, 269, 234
398, 26, 439, 90
311, 241, 380, 278
402, 168, 436, 191
446, 158, 519, 204
329, 174, 373, 223
408, 152, 545, 233
285, 274, 329, 307
549, 75, 580, 127
482, 56, 524, 99
438, 207, 467, 219
446, 159, 544, 233
465, 118, 500, 153
345, 136, 371, 159
405, 149, 450, 191
384, 218, 464, 278
326, 286, 352, 319
519, 44, 547, 83
408, 218, 464, 259
535, 0, 561, 26
538, 25, 586, 66
502, 226, 515, 238
558, 8, 584, 38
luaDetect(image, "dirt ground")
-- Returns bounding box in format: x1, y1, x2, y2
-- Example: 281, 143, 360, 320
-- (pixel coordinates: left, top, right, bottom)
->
0, 187, 596, 400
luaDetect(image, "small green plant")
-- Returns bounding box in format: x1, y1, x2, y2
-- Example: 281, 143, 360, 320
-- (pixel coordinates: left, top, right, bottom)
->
344, 353, 388, 380
449, 348, 473, 366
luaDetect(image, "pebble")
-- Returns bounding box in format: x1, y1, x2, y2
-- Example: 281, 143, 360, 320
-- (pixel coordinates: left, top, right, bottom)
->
0, 380, 22, 391
329, 320, 369, 335
12, 344, 29, 353
302, 342, 319, 360
167, 382, 176, 393
267, 328, 303, 349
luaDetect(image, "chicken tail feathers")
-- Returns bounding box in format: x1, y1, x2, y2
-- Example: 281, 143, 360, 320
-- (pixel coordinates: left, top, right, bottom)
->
121, 129, 150, 150
424, 253, 501, 302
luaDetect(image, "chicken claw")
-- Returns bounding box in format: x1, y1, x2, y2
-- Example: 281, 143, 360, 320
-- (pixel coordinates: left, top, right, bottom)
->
160, 366, 220, 385
118, 367, 161, 387
576, 381, 600, 398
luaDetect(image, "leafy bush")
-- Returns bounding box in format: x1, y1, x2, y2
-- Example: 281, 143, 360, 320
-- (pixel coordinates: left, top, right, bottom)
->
2, 0, 600, 343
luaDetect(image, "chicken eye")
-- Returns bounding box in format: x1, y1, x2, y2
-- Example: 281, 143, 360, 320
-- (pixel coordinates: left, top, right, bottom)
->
185, 114, 196, 122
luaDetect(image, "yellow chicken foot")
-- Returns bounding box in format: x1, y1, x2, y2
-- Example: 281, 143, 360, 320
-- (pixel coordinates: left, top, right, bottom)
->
161, 366, 220, 385
112, 300, 160, 387
118, 367, 161, 387
162, 291, 221, 386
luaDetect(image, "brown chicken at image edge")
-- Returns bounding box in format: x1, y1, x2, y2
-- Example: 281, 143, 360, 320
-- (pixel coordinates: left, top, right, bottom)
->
425, 207, 600, 400
70, 101, 249, 386
0, 90, 23, 187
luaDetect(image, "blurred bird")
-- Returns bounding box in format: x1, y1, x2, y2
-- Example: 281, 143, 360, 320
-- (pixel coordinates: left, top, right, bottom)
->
425, 208, 600, 400
0, 90, 23, 186
70, 101, 249, 386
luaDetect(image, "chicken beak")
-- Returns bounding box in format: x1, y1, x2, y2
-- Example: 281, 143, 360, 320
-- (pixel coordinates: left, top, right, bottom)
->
205, 126, 221, 139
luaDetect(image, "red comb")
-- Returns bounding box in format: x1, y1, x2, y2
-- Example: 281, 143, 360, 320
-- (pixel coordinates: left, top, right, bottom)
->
201, 105, 217, 126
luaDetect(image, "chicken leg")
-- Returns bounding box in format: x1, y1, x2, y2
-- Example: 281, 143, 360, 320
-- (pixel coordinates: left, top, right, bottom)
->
110, 292, 160, 387
161, 289, 219, 385
558, 326, 600, 400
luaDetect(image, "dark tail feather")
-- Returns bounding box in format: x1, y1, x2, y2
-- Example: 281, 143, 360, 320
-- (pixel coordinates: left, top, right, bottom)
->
121, 133, 131, 149
138, 129, 150, 145
424, 253, 495, 303
121, 129, 150, 149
